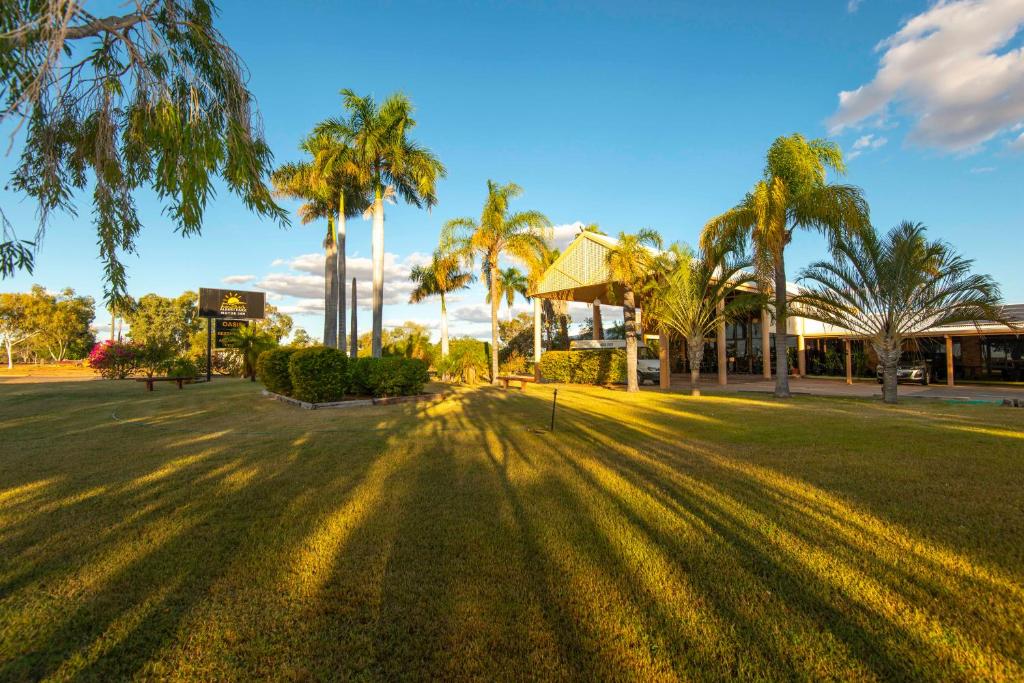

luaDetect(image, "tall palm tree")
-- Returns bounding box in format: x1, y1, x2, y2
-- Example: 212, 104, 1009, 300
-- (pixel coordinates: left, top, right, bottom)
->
272, 135, 367, 350
408, 251, 474, 358
702, 133, 870, 398
605, 229, 663, 392
272, 157, 338, 348
647, 242, 759, 396
320, 89, 446, 357
489, 267, 529, 321
307, 126, 370, 355
442, 181, 551, 384
792, 221, 1005, 405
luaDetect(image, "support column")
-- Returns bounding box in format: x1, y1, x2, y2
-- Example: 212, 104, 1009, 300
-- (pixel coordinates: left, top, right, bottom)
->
533, 298, 542, 365
844, 339, 853, 385
659, 332, 671, 389
717, 299, 727, 386
945, 335, 955, 387
761, 309, 772, 380
797, 334, 806, 378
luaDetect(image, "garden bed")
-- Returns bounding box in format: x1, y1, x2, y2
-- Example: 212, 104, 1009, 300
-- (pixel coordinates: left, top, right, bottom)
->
262, 389, 448, 410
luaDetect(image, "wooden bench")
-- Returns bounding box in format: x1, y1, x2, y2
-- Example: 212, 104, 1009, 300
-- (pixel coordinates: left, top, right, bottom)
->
497, 375, 536, 391
135, 377, 192, 391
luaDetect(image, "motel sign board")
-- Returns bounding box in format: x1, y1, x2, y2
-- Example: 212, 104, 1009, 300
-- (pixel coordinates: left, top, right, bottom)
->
198, 288, 266, 320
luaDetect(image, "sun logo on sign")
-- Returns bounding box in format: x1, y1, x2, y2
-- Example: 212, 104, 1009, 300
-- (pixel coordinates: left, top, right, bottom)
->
219, 291, 248, 315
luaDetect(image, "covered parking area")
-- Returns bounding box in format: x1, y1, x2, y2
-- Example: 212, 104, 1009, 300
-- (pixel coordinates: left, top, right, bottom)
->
529, 231, 793, 388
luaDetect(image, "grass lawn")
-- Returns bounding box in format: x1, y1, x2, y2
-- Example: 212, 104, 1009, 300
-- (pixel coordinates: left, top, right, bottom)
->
1, 379, 1022, 681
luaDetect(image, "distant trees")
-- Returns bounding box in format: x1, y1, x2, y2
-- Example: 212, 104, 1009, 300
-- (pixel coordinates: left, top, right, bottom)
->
0, 292, 35, 368
124, 292, 199, 349
0, 286, 95, 366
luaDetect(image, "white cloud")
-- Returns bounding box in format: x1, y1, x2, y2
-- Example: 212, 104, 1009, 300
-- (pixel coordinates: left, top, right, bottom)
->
970, 166, 996, 173
222, 274, 255, 284
255, 251, 423, 308
847, 133, 888, 159
848, 0, 863, 12
550, 221, 588, 250
829, 0, 1024, 152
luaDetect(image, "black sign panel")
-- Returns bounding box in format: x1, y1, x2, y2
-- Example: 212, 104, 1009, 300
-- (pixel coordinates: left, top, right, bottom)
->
215, 319, 249, 349
198, 288, 265, 320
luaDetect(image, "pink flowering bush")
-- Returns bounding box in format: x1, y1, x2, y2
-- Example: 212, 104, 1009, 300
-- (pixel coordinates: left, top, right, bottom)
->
88, 341, 141, 379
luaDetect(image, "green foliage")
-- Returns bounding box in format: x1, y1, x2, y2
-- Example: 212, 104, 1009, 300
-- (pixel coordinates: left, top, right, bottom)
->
538, 350, 627, 384
227, 324, 276, 380
256, 347, 299, 396
440, 180, 552, 381
25, 285, 96, 361
137, 339, 177, 378
2, 1, 287, 303
166, 357, 199, 379
438, 338, 490, 384
124, 291, 199, 352
499, 350, 528, 376
349, 357, 430, 397
288, 347, 349, 403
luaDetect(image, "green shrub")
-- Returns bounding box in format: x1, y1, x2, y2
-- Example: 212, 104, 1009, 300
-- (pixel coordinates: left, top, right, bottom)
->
257, 347, 298, 396
350, 357, 430, 397
574, 349, 627, 384
288, 347, 349, 403
538, 350, 574, 382
166, 356, 199, 379
538, 349, 627, 384
499, 350, 528, 375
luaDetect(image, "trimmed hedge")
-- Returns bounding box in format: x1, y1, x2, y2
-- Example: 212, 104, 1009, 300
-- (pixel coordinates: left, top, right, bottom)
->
257, 347, 299, 396
288, 347, 349, 403
351, 357, 430, 397
538, 349, 627, 384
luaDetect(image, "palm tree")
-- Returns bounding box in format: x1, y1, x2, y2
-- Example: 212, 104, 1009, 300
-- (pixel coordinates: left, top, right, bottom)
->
441, 181, 551, 384
320, 89, 446, 357
702, 133, 870, 398
409, 251, 474, 358
647, 242, 759, 395
489, 267, 529, 321
792, 221, 1005, 405
227, 325, 275, 382
307, 126, 370, 355
605, 229, 663, 392
272, 135, 367, 350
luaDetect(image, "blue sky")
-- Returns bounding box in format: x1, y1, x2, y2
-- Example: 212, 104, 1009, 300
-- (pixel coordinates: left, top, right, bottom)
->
2, 0, 1022, 340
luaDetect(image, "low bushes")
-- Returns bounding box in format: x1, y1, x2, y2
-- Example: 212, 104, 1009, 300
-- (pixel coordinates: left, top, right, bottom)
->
351, 357, 430, 397
256, 347, 298, 396
259, 346, 430, 402
289, 347, 350, 403
538, 349, 627, 384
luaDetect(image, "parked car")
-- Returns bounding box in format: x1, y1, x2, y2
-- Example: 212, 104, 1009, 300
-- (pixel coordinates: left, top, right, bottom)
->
876, 359, 931, 385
